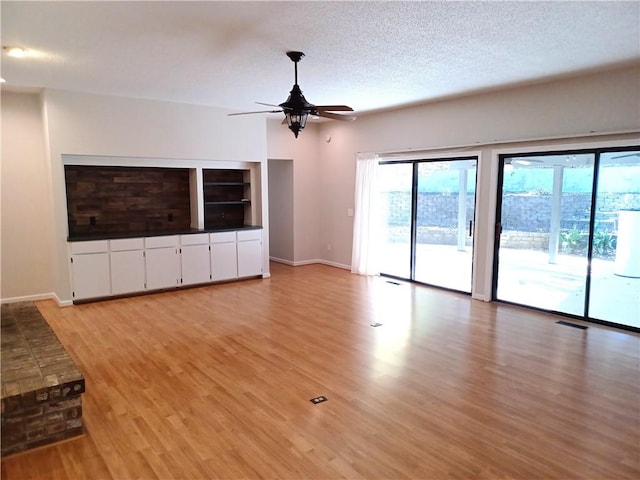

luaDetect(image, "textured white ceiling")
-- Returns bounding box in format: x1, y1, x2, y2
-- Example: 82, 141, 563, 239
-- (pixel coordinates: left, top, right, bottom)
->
1, 1, 639, 115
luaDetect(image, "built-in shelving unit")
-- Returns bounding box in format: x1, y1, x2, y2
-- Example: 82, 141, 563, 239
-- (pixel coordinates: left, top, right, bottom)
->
62, 157, 267, 303
203, 169, 251, 228
64, 164, 258, 237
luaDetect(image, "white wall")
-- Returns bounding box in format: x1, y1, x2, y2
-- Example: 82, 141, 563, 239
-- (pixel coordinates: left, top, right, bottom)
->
267, 65, 640, 298
326, 65, 640, 154
267, 159, 294, 263
32, 89, 269, 303
267, 121, 323, 264
3, 66, 639, 303
43, 89, 267, 161
1, 92, 56, 301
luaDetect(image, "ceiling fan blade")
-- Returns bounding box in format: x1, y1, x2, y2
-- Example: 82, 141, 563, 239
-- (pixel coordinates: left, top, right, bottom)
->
315, 105, 354, 112
227, 110, 283, 116
256, 101, 293, 111
611, 152, 640, 159
317, 111, 356, 121
255, 102, 280, 107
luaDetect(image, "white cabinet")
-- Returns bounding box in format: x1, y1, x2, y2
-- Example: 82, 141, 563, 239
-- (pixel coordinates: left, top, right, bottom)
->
68, 228, 262, 302
180, 234, 211, 286
70, 241, 111, 300
145, 236, 180, 290
110, 238, 145, 295
210, 229, 263, 280
210, 231, 238, 281
237, 230, 263, 277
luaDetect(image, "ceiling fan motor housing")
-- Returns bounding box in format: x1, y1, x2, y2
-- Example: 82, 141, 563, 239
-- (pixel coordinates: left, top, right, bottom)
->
286, 51, 305, 63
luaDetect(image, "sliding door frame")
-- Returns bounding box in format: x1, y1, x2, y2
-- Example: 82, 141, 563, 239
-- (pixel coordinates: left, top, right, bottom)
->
379, 155, 479, 295
492, 145, 640, 332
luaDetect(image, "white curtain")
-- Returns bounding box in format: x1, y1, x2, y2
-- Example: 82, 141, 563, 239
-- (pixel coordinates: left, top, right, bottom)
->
351, 152, 381, 276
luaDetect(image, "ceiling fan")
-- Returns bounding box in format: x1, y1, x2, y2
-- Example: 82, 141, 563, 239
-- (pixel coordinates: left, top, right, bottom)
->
611, 152, 640, 159
228, 51, 356, 138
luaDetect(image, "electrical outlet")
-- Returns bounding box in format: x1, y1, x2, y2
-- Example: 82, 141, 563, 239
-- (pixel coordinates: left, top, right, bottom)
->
327, 243, 332, 251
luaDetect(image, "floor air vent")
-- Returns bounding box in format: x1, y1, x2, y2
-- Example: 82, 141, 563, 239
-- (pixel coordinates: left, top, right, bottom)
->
556, 320, 588, 330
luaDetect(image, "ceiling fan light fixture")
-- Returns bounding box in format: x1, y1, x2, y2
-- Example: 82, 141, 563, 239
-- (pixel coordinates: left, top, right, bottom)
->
280, 82, 314, 138
285, 111, 308, 138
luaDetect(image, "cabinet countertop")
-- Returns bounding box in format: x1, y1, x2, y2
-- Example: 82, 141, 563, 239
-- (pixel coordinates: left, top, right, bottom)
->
68, 225, 262, 242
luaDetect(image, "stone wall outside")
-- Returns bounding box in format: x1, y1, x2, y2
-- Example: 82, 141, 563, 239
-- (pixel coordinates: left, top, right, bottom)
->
383, 192, 640, 233
382, 191, 640, 252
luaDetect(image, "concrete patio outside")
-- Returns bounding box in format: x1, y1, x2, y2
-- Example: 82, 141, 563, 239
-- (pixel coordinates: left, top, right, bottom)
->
380, 243, 639, 329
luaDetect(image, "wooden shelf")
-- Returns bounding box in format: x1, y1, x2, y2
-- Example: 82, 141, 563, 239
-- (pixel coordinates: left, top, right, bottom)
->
205, 200, 250, 206
202, 169, 251, 228
204, 182, 250, 186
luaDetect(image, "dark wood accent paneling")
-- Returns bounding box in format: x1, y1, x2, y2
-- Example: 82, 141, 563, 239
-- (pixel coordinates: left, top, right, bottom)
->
203, 169, 244, 183
65, 166, 191, 237
204, 204, 245, 228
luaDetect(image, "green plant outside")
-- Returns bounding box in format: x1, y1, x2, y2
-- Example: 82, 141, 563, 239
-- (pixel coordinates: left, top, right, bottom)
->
560, 226, 617, 259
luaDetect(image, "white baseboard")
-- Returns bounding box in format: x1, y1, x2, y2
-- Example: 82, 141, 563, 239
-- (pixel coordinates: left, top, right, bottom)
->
316, 259, 351, 270
270, 257, 351, 270
1, 292, 71, 306
292, 259, 322, 267
269, 256, 295, 266
472, 293, 491, 302
53, 294, 73, 307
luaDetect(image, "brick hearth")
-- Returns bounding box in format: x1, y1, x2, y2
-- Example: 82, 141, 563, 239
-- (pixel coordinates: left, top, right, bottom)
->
1, 302, 85, 456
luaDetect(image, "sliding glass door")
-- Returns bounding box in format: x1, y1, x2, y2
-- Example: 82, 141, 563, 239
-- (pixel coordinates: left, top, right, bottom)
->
495, 153, 595, 316
379, 163, 412, 278
588, 150, 640, 328
414, 160, 477, 291
379, 157, 477, 293
494, 148, 640, 330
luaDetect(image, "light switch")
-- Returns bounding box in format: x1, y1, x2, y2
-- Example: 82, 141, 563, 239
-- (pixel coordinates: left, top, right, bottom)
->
347, 208, 354, 217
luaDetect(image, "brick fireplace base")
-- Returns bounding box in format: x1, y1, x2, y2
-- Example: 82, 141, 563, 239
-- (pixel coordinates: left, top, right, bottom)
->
1, 302, 85, 456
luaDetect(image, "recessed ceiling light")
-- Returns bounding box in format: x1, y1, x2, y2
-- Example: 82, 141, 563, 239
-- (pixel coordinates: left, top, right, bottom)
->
3, 46, 30, 58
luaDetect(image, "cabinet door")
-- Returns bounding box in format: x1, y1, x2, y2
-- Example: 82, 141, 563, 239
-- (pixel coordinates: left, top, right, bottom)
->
181, 244, 211, 286
211, 242, 238, 281
111, 250, 146, 295
71, 253, 111, 300
237, 239, 263, 277
145, 247, 180, 290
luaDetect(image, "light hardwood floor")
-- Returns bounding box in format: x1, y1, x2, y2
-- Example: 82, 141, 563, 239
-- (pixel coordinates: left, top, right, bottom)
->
2, 263, 639, 479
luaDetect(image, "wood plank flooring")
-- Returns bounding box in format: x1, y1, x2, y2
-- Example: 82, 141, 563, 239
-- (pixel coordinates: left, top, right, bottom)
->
2, 263, 639, 479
